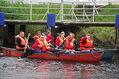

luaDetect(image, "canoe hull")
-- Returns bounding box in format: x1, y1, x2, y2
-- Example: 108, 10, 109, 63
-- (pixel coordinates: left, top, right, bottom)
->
2, 47, 103, 62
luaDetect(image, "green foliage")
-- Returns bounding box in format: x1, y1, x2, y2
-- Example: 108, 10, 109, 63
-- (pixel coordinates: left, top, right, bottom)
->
79, 27, 115, 48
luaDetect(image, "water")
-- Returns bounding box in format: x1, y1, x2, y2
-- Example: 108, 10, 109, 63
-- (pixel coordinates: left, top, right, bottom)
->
0, 57, 119, 79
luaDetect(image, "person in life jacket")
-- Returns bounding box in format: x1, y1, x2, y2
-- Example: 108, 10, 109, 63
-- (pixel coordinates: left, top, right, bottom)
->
46, 31, 54, 43
55, 31, 65, 48
32, 35, 51, 53
63, 33, 77, 54
33, 31, 41, 41
32, 35, 60, 53
64, 33, 76, 51
79, 34, 95, 52
15, 31, 34, 58
15, 31, 28, 51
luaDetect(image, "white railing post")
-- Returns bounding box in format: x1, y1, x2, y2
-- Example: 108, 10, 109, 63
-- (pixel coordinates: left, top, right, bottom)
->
60, 0, 63, 21
72, 2, 74, 21
30, 0, 32, 20
48, 2, 49, 14
83, 3, 85, 20
93, 0, 96, 22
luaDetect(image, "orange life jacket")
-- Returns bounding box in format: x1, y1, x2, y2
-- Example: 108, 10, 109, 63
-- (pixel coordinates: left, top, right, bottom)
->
33, 35, 39, 41
37, 38, 51, 52
65, 38, 75, 51
58, 36, 65, 46
80, 37, 93, 51
15, 35, 26, 50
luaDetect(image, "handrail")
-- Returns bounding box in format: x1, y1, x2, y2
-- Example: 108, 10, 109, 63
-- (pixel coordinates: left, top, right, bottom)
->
1, 7, 119, 10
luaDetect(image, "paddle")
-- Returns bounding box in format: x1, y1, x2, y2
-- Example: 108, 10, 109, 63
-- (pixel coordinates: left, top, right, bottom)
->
56, 39, 66, 49
24, 33, 31, 53
20, 33, 31, 58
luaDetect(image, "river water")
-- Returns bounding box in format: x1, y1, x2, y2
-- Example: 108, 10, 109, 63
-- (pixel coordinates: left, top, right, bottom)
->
0, 57, 119, 79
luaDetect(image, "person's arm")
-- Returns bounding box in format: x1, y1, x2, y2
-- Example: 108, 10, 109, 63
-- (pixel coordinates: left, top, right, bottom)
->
17, 38, 25, 47
57, 40, 66, 49
32, 40, 44, 49
50, 36, 54, 42
48, 36, 54, 43
91, 40, 95, 48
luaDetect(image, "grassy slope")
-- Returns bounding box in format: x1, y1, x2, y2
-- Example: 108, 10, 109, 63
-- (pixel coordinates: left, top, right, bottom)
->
82, 4, 118, 48
95, 3, 119, 22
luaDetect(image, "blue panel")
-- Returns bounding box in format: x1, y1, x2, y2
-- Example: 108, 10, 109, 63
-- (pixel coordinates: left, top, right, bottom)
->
47, 14, 56, 28
115, 14, 119, 29
0, 12, 5, 26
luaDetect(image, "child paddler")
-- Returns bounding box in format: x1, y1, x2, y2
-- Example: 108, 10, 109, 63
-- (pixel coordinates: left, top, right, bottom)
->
32, 35, 61, 54
55, 31, 65, 48
33, 31, 41, 41
58, 32, 77, 54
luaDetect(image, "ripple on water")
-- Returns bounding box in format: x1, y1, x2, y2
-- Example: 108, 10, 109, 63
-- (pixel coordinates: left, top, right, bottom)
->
0, 57, 119, 79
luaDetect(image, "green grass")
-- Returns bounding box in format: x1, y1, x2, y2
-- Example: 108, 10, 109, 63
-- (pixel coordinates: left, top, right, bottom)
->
94, 3, 119, 22
0, 1, 73, 20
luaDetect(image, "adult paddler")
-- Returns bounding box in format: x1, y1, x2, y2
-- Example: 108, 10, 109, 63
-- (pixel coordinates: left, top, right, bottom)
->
15, 31, 29, 51
15, 31, 34, 58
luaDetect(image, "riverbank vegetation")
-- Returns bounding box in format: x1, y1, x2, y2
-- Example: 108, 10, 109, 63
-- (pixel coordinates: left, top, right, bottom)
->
0, 1, 118, 48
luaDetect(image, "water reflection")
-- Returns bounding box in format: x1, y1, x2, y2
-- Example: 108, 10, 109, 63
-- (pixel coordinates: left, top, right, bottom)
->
34, 60, 101, 79
0, 57, 119, 79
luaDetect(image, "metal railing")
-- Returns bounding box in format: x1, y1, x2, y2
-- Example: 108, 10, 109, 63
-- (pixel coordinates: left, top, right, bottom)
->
0, 0, 119, 22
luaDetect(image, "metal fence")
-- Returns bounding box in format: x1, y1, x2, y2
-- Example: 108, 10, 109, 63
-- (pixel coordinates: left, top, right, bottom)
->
0, 0, 119, 22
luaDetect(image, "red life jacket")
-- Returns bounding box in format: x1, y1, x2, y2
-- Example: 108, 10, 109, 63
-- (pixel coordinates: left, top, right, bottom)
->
80, 37, 93, 51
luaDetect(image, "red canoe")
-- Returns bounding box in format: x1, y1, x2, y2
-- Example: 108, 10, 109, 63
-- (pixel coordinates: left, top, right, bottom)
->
2, 47, 103, 62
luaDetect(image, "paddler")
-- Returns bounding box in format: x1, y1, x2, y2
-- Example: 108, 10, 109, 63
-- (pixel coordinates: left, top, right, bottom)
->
15, 31, 34, 58
33, 31, 41, 41
55, 31, 65, 48
46, 31, 54, 44
79, 34, 95, 52
15, 31, 29, 51
59, 32, 77, 54
32, 35, 59, 53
